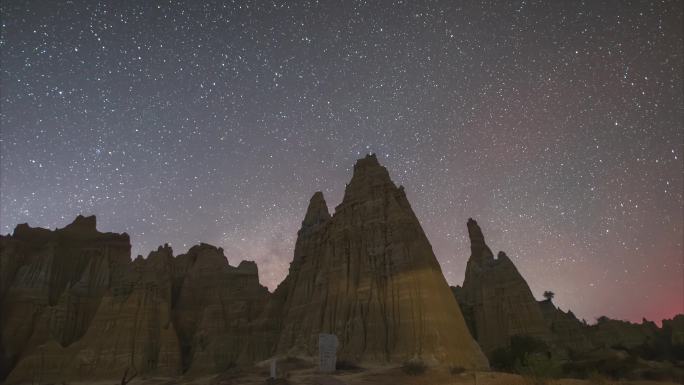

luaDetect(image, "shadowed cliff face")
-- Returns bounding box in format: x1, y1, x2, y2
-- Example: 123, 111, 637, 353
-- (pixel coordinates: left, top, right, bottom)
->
267, 154, 488, 368
457, 218, 553, 354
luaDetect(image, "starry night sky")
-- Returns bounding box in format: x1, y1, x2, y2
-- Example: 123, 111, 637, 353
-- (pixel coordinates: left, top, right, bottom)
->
1, 1, 682, 324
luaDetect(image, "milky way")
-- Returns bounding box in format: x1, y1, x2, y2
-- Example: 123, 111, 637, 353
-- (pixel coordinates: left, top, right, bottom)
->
1, 0, 682, 324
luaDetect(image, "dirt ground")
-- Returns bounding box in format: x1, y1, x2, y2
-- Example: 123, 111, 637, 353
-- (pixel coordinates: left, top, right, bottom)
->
88, 364, 680, 385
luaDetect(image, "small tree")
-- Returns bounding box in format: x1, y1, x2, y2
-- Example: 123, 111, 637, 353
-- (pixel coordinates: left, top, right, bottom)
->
543, 291, 555, 301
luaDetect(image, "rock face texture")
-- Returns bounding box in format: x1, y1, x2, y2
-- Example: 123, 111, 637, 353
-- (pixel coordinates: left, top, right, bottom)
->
269, 155, 488, 368
454, 219, 552, 354
0, 217, 270, 384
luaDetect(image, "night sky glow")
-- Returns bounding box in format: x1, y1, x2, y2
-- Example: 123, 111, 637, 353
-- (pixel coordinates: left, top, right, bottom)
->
1, 1, 682, 325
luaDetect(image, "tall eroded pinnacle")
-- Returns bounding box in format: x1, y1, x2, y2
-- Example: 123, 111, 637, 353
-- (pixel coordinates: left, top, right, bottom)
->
467, 218, 494, 261
301, 191, 331, 229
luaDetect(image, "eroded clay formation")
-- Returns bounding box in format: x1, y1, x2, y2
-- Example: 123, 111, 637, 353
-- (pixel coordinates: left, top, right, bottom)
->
0, 155, 486, 384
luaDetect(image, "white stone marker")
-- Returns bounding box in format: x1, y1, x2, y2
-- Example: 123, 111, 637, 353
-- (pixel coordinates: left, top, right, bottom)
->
318, 333, 338, 372
270, 358, 277, 378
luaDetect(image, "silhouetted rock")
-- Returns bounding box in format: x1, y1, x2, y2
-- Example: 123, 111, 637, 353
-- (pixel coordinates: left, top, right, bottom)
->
455, 218, 552, 354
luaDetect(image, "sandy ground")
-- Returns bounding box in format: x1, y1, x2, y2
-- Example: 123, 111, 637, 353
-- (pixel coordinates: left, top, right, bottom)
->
64, 365, 678, 385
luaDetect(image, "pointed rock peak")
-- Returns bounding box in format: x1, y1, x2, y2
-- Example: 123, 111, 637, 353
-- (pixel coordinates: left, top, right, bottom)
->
467, 218, 493, 261
350, 153, 391, 181
301, 191, 330, 228
63, 215, 98, 233
466, 218, 483, 241
339, 154, 396, 208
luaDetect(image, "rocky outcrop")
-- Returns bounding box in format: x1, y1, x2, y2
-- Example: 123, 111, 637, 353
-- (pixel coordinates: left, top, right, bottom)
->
0, 215, 131, 381
269, 155, 488, 368
538, 299, 594, 353
0, 217, 271, 384
454, 218, 552, 354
